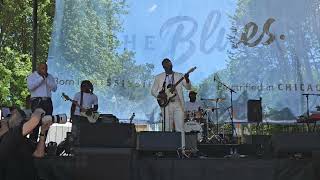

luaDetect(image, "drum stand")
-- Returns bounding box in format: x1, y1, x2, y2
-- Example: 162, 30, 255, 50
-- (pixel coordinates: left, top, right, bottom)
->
201, 101, 221, 143
203, 109, 210, 142
206, 107, 223, 144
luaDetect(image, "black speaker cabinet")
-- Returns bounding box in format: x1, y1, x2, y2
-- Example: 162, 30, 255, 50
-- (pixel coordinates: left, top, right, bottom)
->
136, 131, 197, 151
78, 123, 136, 148
272, 133, 320, 157
247, 99, 262, 123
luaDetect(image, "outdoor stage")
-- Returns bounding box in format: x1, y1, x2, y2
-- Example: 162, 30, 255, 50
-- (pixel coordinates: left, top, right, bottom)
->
34, 124, 320, 180
35, 148, 320, 180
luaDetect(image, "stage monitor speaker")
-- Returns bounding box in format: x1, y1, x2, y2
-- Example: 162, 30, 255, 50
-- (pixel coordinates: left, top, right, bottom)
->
242, 135, 272, 158
272, 133, 320, 157
98, 114, 119, 123
78, 123, 136, 148
247, 98, 262, 123
136, 131, 197, 151
74, 148, 134, 180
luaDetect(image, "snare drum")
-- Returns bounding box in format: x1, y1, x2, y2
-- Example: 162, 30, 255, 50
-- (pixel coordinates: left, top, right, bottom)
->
184, 120, 203, 142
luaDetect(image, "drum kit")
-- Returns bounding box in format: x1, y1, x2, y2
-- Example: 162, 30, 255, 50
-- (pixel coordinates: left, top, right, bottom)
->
184, 98, 226, 143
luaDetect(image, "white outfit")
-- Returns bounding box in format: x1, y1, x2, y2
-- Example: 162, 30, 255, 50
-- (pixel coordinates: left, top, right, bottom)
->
27, 72, 57, 98
185, 101, 203, 112
73, 92, 98, 116
151, 72, 191, 151
151, 72, 191, 131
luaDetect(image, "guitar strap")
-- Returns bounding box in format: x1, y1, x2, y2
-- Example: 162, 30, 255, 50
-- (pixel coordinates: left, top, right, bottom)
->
162, 74, 168, 90
162, 73, 175, 89
80, 91, 83, 109
172, 72, 175, 85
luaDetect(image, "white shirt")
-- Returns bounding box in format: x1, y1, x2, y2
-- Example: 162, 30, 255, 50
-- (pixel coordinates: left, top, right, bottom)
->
165, 74, 174, 86
185, 101, 203, 112
27, 71, 57, 98
164, 74, 179, 101
73, 92, 98, 116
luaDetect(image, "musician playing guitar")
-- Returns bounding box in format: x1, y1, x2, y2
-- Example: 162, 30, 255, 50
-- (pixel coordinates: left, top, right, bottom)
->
70, 80, 98, 143
151, 58, 193, 133
70, 80, 98, 120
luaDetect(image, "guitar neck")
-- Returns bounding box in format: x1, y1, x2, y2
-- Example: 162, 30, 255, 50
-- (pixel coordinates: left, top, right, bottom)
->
66, 98, 82, 109
172, 73, 189, 89
172, 78, 184, 89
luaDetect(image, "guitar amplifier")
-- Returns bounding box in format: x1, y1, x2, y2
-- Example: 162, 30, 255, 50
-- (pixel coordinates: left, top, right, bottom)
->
247, 98, 262, 123
98, 114, 119, 123
78, 123, 136, 148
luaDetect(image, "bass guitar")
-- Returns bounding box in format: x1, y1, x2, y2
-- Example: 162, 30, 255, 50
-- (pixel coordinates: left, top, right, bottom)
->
157, 66, 196, 107
62, 93, 100, 123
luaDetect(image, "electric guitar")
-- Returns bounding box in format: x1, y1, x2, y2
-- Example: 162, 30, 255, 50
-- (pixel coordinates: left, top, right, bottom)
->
157, 66, 197, 107
62, 93, 100, 123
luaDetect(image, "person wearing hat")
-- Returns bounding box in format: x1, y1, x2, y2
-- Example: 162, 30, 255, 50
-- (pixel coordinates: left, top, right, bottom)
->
185, 91, 203, 112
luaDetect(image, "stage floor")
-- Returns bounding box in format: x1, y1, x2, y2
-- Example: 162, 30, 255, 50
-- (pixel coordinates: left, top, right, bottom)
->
35, 155, 320, 180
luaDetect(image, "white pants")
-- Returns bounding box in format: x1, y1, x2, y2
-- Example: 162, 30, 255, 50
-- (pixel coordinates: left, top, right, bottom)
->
161, 101, 185, 149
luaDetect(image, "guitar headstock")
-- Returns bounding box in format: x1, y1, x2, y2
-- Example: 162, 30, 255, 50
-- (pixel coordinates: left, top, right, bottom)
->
129, 113, 135, 121
187, 66, 197, 74
62, 93, 71, 101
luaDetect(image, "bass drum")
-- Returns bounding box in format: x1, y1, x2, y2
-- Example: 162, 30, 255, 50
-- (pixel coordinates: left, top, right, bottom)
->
184, 121, 203, 142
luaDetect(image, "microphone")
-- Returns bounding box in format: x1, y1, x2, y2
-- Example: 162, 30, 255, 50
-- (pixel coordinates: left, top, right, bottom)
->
214, 75, 216, 82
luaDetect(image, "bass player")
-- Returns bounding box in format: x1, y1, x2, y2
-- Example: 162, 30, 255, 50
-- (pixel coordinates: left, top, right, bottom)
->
70, 80, 98, 144
151, 58, 192, 136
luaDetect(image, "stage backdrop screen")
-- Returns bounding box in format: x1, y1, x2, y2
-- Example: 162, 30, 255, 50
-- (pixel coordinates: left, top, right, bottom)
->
48, 0, 320, 124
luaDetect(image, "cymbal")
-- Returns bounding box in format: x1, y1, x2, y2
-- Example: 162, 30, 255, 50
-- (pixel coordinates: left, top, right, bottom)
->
201, 98, 226, 102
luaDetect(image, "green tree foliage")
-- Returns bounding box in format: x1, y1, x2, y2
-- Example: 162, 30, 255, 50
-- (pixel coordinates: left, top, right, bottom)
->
199, 0, 320, 120
57, 0, 132, 79
226, 0, 320, 117
0, 0, 54, 106
0, 47, 31, 106
196, 0, 320, 135
48, 0, 156, 118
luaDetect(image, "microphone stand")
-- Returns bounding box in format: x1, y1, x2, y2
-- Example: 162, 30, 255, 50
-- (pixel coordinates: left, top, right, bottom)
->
214, 77, 237, 138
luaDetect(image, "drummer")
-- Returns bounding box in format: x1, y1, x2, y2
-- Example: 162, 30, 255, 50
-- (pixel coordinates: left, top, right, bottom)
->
185, 91, 203, 111
184, 91, 203, 119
